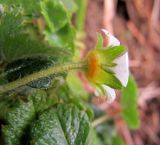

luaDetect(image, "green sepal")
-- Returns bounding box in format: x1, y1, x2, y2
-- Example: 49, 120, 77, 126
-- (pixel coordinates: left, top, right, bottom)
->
102, 72, 122, 89
101, 62, 117, 67
101, 64, 115, 74
95, 33, 103, 49
91, 69, 122, 89
97, 45, 126, 62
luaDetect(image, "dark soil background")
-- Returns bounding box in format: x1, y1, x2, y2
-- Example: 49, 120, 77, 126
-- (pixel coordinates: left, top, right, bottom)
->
85, 0, 160, 145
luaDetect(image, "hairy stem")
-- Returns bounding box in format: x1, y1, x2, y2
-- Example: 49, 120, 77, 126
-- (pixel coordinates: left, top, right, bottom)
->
0, 61, 87, 94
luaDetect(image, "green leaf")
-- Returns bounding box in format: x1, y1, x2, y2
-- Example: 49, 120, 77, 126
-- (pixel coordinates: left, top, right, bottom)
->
0, 100, 11, 119
112, 136, 125, 145
85, 128, 103, 145
66, 71, 88, 99
1, 0, 41, 14
30, 104, 90, 145
2, 100, 35, 145
0, 13, 21, 61
46, 23, 75, 52
57, 104, 90, 145
1, 33, 70, 62
0, 12, 71, 62
60, 0, 77, 14
29, 90, 56, 113
121, 75, 140, 129
30, 108, 68, 145
40, 0, 69, 32
75, 0, 87, 31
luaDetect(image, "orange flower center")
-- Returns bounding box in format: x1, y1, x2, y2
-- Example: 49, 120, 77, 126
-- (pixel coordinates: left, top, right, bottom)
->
86, 51, 99, 80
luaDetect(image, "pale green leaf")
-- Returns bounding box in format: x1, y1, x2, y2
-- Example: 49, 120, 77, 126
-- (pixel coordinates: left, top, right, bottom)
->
75, 0, 87, 31
85, 128, 103, 145
60, 0, 77, 13
40, 0, 68, 32
66, 71, 88, 99
46, 23, 75, 52
112, 136, 125, 145
121, 75, 140, 129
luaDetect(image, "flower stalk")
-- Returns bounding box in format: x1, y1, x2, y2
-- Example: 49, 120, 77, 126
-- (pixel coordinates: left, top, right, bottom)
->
0, 61, 87, 94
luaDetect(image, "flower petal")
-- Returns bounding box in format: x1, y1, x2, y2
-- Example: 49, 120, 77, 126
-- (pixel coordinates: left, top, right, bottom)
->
101, 29, 129, 87
102, 85, 116, 103
112, 52, 129, 87
101, 29, 120, 47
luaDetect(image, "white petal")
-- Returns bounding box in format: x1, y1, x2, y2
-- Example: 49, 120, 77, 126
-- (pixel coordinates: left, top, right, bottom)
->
102, 85, 116, 103
101, 29, 120, 47
101, 29, 129, 87
112, 53, 129, 87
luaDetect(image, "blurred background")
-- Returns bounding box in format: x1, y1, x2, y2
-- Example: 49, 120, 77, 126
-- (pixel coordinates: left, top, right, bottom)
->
84, 0, 160, 145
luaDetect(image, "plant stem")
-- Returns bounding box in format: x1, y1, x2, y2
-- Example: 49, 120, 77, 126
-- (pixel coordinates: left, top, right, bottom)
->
92, 115, 109, 127
0, 61, 87, 94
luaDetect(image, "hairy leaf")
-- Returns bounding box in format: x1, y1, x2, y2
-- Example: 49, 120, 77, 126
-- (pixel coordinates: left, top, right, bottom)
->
2, 101, 35, 145
29, 90, 56, 113
1, 0, 40, 14
30, 104, 90, 145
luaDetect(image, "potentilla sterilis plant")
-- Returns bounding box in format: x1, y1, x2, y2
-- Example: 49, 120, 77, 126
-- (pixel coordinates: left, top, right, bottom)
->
81, 29, 129, 103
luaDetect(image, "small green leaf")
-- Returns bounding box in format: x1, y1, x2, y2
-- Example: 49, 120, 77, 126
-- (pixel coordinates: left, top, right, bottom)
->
40, 0, 68, 32
30, 104, 90, 145
121, 75, 140, 129
60, 0, 77, 14
29, 90, 56, 113
46, 24, 75, 52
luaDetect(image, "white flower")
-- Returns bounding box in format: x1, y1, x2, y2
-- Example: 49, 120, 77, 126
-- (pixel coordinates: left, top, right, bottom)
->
96, 29, 129, 103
